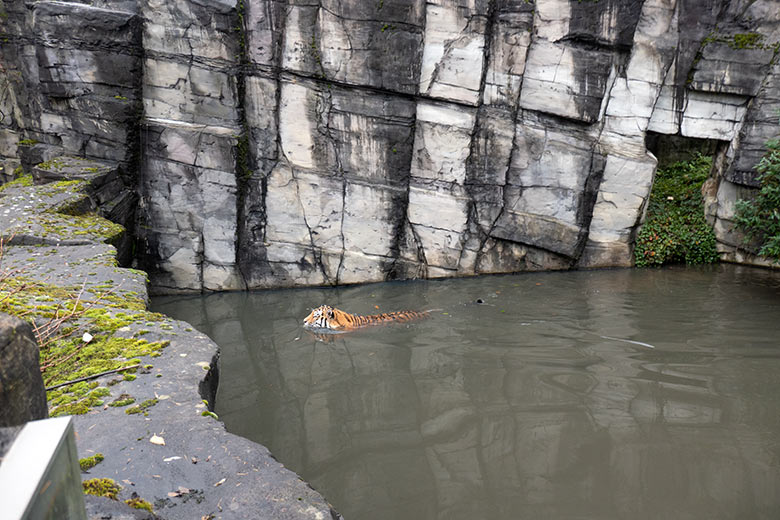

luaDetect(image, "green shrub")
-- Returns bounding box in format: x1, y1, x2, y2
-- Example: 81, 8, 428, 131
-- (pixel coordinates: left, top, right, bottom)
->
634, 154, 719, 266
734, 138, 780, 261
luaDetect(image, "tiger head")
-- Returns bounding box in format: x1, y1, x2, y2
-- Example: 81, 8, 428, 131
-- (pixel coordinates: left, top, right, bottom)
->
303, 305, 343, 331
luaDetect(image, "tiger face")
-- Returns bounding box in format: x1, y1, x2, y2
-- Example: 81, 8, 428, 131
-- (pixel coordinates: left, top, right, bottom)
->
303, 305, 339, 330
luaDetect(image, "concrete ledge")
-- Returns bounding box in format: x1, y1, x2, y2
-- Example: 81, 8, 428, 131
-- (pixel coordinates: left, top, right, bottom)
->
0, 417, 87, 520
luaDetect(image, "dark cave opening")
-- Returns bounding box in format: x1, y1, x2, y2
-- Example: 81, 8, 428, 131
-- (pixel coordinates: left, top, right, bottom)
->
645, 132, 723, 169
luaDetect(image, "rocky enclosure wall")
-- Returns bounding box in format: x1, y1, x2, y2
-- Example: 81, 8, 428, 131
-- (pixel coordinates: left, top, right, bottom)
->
1, 0, 779, 292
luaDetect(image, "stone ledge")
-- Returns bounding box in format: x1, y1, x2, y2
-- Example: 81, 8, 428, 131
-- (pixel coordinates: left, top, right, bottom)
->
0, 160, 341, 519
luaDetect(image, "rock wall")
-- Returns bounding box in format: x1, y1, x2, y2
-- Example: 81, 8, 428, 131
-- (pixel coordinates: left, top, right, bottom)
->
1, 0, 779, 292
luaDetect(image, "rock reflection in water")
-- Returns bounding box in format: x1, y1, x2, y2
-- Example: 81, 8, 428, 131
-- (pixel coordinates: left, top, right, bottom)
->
153, 266, 780, 520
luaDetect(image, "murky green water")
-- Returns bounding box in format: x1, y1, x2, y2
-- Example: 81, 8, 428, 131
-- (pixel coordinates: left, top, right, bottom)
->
153, 265, 780, 520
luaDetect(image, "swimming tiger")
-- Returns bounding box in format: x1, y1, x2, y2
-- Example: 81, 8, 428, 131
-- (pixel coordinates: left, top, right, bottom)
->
302, 305, 431, 332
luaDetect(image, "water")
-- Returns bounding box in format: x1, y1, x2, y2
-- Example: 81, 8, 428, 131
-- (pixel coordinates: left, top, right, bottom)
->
153, 265, 780, 520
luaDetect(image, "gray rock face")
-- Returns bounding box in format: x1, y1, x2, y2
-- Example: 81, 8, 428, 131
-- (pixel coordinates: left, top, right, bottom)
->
1, 0, 779, 292
0, 313, 48, 427
140, 120, 243, 292
1, 1, 142, 169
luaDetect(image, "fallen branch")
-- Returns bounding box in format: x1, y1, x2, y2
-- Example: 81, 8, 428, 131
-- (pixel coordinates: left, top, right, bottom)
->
44, 364, 140, 391
34, 280, 87, 349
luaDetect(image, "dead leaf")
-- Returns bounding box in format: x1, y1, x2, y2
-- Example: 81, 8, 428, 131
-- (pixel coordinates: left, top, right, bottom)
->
150, 434, 165, 446
167, 486, 190, 498
191, 457, 199, 464
163, 456, 181, 462
214, 478, 226, 487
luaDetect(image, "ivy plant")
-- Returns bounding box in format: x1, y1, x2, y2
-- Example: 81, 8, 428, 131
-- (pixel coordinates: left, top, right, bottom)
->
734, 138, 780, 261
634, 154, 719, 267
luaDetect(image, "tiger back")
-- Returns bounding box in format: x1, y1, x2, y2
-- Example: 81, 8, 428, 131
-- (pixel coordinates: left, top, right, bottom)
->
302, 305, 430, 332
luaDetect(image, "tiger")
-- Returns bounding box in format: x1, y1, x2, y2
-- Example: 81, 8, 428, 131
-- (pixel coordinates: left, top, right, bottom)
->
302, 305, 431, 332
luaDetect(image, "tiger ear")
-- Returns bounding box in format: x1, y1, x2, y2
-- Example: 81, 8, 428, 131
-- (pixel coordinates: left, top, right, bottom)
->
327, 310, 334, 318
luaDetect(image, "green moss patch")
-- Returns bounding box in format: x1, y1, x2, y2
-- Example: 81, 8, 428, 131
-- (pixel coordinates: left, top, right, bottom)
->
126, 398, 158, 415
97, 291, 147, 311
50, 179, 85, 192
108, 394, 135, 408
46, 381, 109, 415
634, 154, 719, 267
0, 275, 168, 415
37, 158, 67, 171
43, 331, 169, 385
126, 494, 154, 512
82, 478, 121, 500
79, 453, 104, 472
33, 212, 125, 244
701, 31, 776, 51
0, 173, 33, 192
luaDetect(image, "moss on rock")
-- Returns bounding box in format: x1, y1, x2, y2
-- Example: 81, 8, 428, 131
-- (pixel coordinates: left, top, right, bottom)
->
82, 478, 121, 500
79, 453, 105, 471
0, 173, 33, 192
126, 398, 158, 415
125, 493, 154, 512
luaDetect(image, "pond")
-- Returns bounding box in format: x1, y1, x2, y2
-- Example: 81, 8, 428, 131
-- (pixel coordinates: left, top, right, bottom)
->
153, 265, 780, 519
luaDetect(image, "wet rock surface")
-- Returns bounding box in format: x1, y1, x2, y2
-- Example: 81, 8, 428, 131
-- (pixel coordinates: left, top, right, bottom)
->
1, 0, 779, 289
0, 161, 340, 519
